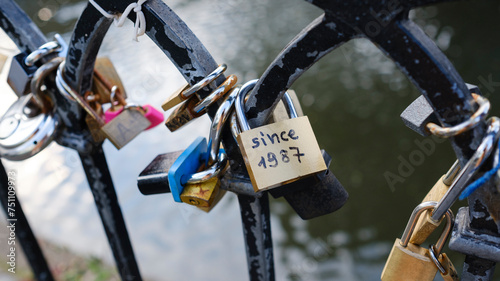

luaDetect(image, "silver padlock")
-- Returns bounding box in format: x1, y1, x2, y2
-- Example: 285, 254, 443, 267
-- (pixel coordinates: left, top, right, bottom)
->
7, 34, 66, 97
0, 58, 63, 161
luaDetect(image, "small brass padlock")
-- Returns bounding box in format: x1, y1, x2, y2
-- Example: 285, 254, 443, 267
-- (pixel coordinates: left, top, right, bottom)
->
235, 80, 327, 192
180, 177, 220, 207
429, 246, 460, 281
92, 57, 127, 103
381, 201, 454, 281
164, 75, 237, 132
161, 64, 227, 111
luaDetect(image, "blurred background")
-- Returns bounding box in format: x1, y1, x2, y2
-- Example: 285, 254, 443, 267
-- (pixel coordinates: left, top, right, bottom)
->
1, 0, 500, 280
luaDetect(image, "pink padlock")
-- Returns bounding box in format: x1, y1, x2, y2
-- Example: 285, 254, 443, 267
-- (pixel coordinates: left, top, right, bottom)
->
104, 107, 123, 123
142, 104, 164, 130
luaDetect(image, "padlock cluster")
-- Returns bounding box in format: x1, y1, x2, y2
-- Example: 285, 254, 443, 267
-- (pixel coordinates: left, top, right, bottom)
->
55, 60, 164, 149
138, 65, 349, 216
382, 87, 500, 281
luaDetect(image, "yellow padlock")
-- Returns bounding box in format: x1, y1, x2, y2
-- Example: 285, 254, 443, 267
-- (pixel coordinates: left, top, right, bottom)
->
381, 201, 454, 281
180, 177, 220, 207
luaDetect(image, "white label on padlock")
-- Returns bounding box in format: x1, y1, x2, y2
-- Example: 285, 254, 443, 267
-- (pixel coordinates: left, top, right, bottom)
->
237, 116, 327, 192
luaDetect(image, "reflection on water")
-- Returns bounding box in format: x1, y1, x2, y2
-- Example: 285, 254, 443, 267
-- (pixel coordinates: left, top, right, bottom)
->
3, 0, 500, 280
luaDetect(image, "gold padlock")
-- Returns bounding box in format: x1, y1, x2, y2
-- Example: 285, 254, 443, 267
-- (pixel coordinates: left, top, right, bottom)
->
196, 189, 226, 213
92, 57, 127, 103
180, 177, 221, 207
381, 201, 454, 281
161, 64, 227, 111
410, 161, 460, 245
429, 247, 460, 281
235, 80, 326, 192
164, 75, 237, 132
84, 91, 106, 142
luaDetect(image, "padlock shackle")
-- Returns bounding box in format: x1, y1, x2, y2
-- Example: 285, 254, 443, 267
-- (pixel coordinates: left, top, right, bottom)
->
55, 62, 105, 126
30, 56, 64, 109
193, 75, 238, 114
183, 151, 229, 185
236, 79, 259, 132
236, 79, 299, 132
400, 201, 454, 255
179, 87, 239, 185
24, 34, 65, 67
282, 91, 299, 119
207, 86, 241, 166
431, 117, 500, 221
181, 64, 227, 99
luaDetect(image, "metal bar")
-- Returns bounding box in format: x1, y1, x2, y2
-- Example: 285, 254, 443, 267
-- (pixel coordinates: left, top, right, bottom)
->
244, 1, 498, 278
238, 193, 275, 281
78, 148, 142, 281
0, 0, 47, 54
0, 160, 54, 281
461, 255, 496, 281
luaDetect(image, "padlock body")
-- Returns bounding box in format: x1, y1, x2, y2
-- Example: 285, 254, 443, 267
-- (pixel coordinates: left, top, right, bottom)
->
161, 84, 190, 111
92, 57, 127, 102
168, 137, 207, 202
85, 104, 106, 143
197, 189, 226, 213
165, 96, 204, 132
236, 116, 327, 192
381, 239, 438, 281
137, 151, 183, 195
7, 53, 38, 97
439, 253, 459, 281
101, 108, 151, 149
142, 104, 164, 130
104, 107, 124, 123
180, 178, 220, 207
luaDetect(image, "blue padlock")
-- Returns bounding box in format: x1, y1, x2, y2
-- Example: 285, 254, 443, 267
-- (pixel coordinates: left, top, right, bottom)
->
168, 136, 207, 202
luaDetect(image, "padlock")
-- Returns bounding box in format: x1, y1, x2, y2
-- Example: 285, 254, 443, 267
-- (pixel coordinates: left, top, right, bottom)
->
84, 92, 107, 143
7, 52, 38, 97
235, 79, 327, 192
410, 160, 460, 245
164, 75, 237, 131
161, 64, 227, 111
8, 35, 66, 97
169, 87, 238, 209
104, 86, 128, 123
101, 104, 151, 149
92, 57, 127, 103
167, 137, 227, 205
429, 246, 460, 281
103, 86, 163, 130
137, 150, 184, 195
430, 117, 500, 222
381, 201, 454, 281
0, 58, 62, 160
230, 89, 348, 219
139, 104, 164, 130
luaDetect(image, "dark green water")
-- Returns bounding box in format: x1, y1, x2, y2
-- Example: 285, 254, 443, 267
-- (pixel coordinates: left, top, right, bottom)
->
10, 0, 500, 280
